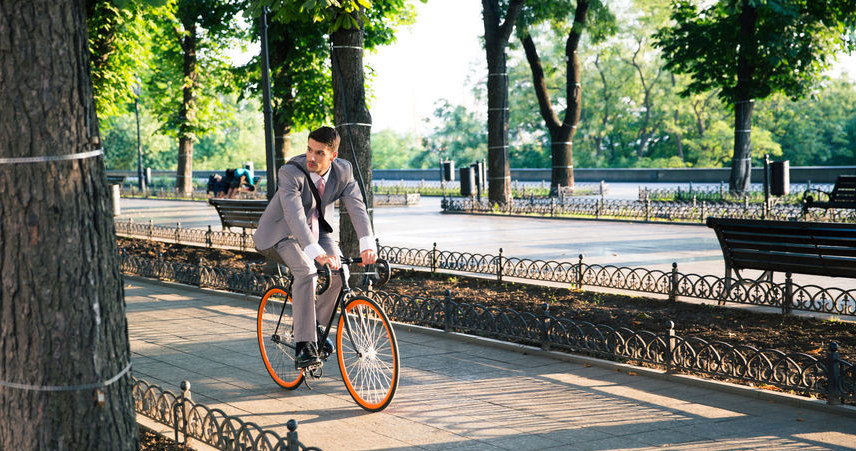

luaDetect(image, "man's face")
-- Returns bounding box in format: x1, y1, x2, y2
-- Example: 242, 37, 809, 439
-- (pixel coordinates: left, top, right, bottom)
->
305, 138, 337, 176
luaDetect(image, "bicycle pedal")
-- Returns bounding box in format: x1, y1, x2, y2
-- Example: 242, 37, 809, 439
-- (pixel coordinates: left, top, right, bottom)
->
302, 361, 323, 374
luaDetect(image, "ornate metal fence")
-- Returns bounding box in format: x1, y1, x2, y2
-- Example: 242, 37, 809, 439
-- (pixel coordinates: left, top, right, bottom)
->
378, 244, 856, 318
441, 196, 856, 223
120, 252, 854, 405
369, 290, 855, 405
115, 221, 856, 317
133, 378, 321, 450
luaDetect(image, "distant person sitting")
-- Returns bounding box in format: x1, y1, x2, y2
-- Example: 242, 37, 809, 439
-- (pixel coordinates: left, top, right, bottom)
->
207, 174, 228, 198
226, 167, 255, 198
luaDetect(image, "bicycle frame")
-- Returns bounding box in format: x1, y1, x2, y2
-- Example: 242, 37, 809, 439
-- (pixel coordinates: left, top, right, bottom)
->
318, 257, 365, 359
270, 257, 367, 361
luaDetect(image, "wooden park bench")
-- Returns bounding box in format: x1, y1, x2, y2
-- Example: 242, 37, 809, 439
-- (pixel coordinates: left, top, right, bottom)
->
802, 175, 856, 215
208, 198, 268, 230
706, 218, 856, 308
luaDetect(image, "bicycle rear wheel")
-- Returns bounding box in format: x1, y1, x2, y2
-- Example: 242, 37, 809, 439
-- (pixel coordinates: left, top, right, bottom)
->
337, 295, 400, 411
257, 286, 304, 389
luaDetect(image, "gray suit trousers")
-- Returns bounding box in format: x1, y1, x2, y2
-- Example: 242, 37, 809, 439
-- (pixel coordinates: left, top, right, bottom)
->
259, 235, 342, 342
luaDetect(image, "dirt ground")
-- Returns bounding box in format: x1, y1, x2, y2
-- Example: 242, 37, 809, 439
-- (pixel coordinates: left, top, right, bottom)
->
139, 425, 193, 451
117, 237, 856, 363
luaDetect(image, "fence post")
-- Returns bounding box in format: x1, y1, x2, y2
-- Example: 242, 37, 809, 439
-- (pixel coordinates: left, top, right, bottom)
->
826, 342, 842, 405
669, 262, 678, 303
173, 380, 192, 444
665, 320, 676, 374
550, 197, 556, 217
431, 242, 438, 274
206, 225, 212, 248
444, 289, 452, 332
197, 258, 204, 288
700, 201, 706, 223
541, 303, 551, 351
241, 228, 248, 252
783, 272, 793, 315
577, 254, 584, 289
286, 419, 300, 451
596, 199, 601, 219
645, 198, 651, 221
148, 219, 154, 240
175, 221, 181, 244
497, 248, 503, 283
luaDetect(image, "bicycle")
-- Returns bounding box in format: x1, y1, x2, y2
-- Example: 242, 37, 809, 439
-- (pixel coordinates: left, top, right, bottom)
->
256, 257, 399, 412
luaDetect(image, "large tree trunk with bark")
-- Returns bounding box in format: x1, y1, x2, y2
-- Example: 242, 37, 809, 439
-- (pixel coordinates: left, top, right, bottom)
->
483, 0, 524, 205
331, 18, 373, 258
0, 1, 138, 449
730, 0, 756, 193
176, 20, 198, 195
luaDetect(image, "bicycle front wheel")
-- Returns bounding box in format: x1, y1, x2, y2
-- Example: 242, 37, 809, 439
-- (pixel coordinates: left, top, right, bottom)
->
337, 295, 400, 412
257, 286, 304, 389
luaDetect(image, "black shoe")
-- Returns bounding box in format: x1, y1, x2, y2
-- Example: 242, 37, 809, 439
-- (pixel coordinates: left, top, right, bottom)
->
295, 341, 321, 369
317, 325, 334, 357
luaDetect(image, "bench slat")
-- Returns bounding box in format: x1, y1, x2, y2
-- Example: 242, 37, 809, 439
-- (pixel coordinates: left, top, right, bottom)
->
208, 198, 268, 230
707, 217, 856, 279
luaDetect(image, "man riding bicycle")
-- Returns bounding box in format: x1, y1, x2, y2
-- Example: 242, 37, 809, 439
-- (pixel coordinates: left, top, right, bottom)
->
254, 126, 377, 370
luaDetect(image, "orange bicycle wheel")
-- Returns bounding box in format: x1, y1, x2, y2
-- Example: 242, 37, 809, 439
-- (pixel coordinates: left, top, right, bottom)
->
257, 286, 304, 389
337, 295, 399, 411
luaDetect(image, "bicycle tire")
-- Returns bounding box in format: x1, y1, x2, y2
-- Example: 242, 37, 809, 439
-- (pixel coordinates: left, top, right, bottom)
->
257, 286, 304, 389
336, 295, 400, 412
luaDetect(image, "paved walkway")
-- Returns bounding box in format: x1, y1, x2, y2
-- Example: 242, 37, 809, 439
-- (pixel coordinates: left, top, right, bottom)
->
127, 277, 856, 451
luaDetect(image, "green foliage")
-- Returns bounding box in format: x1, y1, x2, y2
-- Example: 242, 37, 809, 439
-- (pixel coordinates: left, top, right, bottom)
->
144, 0, 247, 141
419, 101, 488, 169
371, 130, 425, 169
754, 79, 856, 166
655, 0, 856, 103
102, 104, 177, 170
88, 0, 171, 118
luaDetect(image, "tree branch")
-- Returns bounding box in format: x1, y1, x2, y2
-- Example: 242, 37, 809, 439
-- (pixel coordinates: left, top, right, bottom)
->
521, 31, 560, 133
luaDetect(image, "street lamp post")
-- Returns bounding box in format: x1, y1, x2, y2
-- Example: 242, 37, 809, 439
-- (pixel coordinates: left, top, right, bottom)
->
134, 83, 145, 191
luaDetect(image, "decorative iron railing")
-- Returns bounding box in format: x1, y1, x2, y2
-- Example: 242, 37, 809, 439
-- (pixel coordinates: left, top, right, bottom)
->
121, 253, 854, 405
378, 244, 856, 318
369, 290, 855, 404
441, 196, 856, 224
115, 223, 856, 317
133, 378, 321, 450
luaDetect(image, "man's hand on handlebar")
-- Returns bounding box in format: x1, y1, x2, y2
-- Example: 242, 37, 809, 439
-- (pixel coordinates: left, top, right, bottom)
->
360, 249, 377, 266
315, 254, 341, 270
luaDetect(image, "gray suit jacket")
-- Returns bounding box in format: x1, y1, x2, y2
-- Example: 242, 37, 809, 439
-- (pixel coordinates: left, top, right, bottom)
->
254, 154, 373, 251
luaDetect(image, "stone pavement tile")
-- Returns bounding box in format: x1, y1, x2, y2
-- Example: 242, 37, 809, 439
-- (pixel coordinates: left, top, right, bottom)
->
480, 432, 564, 451
565, 434, 653, 451
791, 430, 856, 450
419, 440, 505, 451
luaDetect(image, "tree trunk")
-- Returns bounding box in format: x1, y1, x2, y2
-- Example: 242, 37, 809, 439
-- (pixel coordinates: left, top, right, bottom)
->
482, 0, 524, 205
671, 74, 684, 161
0, 1, 138, 449
594, 54, 610, 160
331, 18, 373, 258
273, 117, 291, 168
177, 20, 198, 195
520, 1, 587, 194
730, 0, 756, 193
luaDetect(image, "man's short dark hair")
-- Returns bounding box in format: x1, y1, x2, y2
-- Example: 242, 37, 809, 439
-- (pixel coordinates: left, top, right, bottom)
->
308, 126, 340, 151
